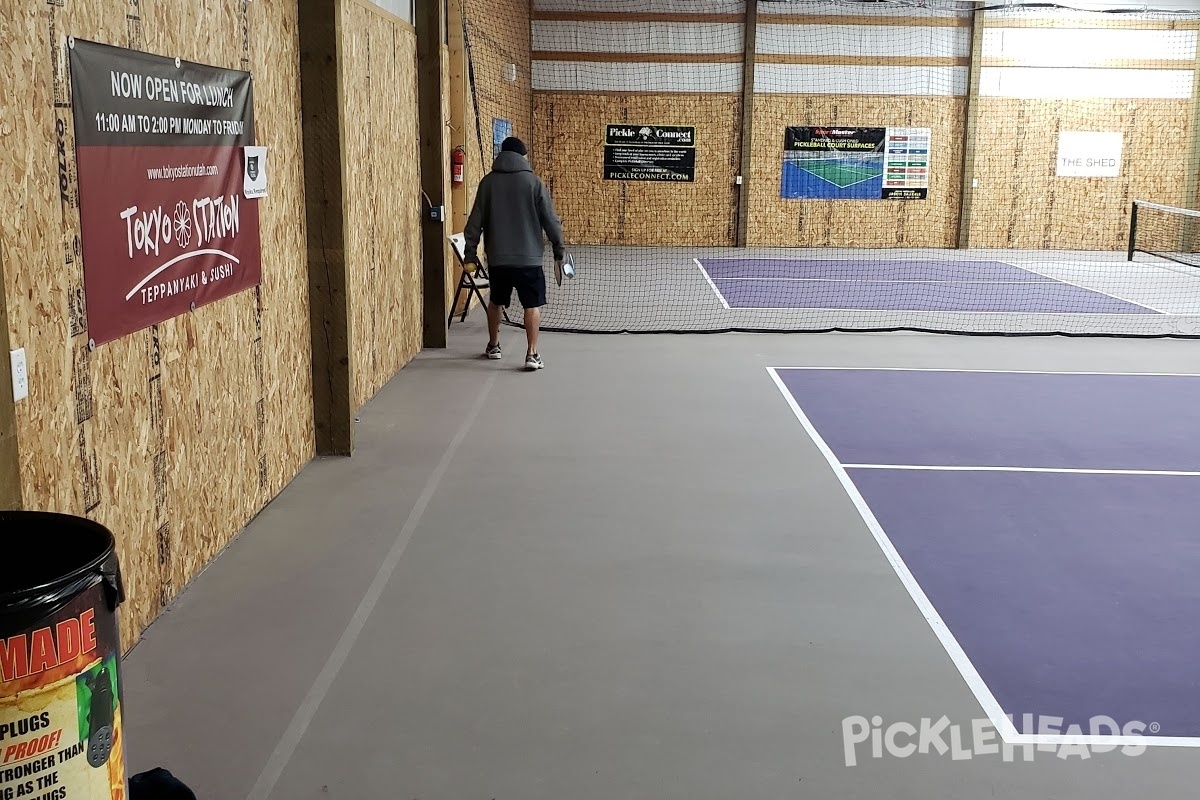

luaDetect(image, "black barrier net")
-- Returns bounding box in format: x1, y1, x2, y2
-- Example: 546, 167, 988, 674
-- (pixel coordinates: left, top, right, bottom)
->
462, 0, 1200, 337
1132, 201, 1200, 272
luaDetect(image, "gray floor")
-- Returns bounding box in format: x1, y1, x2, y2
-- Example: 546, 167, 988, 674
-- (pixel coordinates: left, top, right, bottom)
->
121, 320, 1200, 799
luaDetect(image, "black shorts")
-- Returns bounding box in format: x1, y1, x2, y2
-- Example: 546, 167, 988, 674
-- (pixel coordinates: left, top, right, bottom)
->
489, 266, 546, 309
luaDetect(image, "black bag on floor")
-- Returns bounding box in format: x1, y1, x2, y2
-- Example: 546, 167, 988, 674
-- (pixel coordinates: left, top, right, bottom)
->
129, 768, 198, 799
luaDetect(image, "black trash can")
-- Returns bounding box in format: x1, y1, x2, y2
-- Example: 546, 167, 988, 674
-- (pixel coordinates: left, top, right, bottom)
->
0, 511, 128, 799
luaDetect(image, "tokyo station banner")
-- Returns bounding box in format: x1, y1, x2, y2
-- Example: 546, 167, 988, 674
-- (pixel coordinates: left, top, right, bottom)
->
69, 38, 262, 346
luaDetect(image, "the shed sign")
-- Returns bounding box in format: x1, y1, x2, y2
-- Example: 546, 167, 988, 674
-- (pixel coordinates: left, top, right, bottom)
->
1056, 131, 1123, 178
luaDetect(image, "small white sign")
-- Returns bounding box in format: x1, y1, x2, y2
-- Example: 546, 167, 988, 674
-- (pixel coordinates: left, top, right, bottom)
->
1056, 131, 1123, 178
244, 146, 268, 198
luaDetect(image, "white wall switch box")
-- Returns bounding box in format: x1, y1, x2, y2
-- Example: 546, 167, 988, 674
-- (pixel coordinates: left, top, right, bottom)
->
10, 348, 27, 402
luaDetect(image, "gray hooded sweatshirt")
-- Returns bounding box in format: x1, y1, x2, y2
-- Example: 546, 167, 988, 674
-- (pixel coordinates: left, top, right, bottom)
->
464, 150, 565, 268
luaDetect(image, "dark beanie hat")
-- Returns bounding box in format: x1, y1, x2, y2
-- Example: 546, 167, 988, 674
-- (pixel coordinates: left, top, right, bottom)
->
501, 136, 527, 156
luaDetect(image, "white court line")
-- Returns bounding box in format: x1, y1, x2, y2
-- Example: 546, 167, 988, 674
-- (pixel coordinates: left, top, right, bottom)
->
693, 256, 1172, 316
1010, 731, 1200, 748
770, 366, 1200, 377
713, 277, 1061, 285
765, 367, 1022, 745
1129, 253, 1200, 283
711, 306, 1162, 316
767, 366, 1200, 749
697, 258, 1030, 270
699, 257, 1025, 264
698, 273, 1161, 316
698, 257, 978, 265
693, 258, 731, 310
843, 464, 1200, 477
998, 259, 1168, 315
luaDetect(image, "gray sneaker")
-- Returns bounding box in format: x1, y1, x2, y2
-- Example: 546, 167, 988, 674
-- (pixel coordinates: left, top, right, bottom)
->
525, 353, 544, 371
485, 343, 502, 360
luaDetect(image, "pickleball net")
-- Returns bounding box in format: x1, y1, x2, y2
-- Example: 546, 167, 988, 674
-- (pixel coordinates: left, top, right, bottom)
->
1130, 201, 1200, 272
459, 0, 1200, 338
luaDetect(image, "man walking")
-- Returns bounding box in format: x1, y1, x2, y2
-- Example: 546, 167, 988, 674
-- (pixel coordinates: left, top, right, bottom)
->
464, 136, 565, 371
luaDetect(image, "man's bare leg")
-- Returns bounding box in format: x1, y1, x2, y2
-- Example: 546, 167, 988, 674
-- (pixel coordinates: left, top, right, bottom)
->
525, 306, 540, 356
487, 302, 503, 348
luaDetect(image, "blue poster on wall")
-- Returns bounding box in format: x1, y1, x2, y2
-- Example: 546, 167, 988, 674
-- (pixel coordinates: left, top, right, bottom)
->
493, 118, 513, 161
781, 126, 930, 200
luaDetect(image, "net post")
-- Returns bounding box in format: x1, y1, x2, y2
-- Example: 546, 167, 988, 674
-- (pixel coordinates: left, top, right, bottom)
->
735, 0, 758, 248
1183, 29, 1200, 258
956, 9, 985, 249
1127, 201, 1138, 262
1185, 31, 1200, 213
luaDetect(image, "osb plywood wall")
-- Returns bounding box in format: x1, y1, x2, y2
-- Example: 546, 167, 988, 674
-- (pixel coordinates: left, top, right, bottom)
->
743, 5, 971, 248
528, 5, 743, 247
339, 1, 424, 410
527, 6, 970, 248
0, 0, 314, 651
534, 94, 741, 246
464, 78, 487, 223
748, 96, 966, 248
967, 99, 1193, 250
447, 0, 532, 312
464, 0, 532, 201
527, 6, 1200, 253
962, 7, 1199, 251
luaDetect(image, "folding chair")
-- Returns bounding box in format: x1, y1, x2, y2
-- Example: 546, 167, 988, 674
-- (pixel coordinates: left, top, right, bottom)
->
447, 233, 491, 326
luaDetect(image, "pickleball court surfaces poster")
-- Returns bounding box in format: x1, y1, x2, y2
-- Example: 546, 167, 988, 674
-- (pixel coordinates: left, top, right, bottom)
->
69, 39, 262, 346
781, 126, 930, 201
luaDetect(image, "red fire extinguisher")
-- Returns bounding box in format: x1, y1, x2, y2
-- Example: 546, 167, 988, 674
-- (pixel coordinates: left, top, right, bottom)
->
451, 146, 465, 186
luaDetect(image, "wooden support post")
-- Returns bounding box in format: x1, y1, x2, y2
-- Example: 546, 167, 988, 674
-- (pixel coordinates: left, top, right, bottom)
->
298, 0, 354, 456
448, 0, 469, 234
1183, 35, 1200, 214
1176, 42, 1200, 255
417, 0, 449, 348
0, 243, 22, 507
956, 9, 985, 249
447, 0, 475, 319
735, 0, 758, 248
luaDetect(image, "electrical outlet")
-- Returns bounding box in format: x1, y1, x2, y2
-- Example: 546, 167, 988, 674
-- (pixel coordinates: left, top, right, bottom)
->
10, 348, 27, 402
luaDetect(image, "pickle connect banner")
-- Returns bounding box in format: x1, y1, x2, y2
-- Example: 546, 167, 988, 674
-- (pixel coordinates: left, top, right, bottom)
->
69, 38, 261, 346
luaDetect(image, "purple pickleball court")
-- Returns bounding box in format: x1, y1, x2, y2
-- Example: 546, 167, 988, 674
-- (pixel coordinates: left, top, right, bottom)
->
848, 467, 1200, 738
699, 258, 1158, 314
702, 258, 1050, 282
772, 367, 1200, 742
